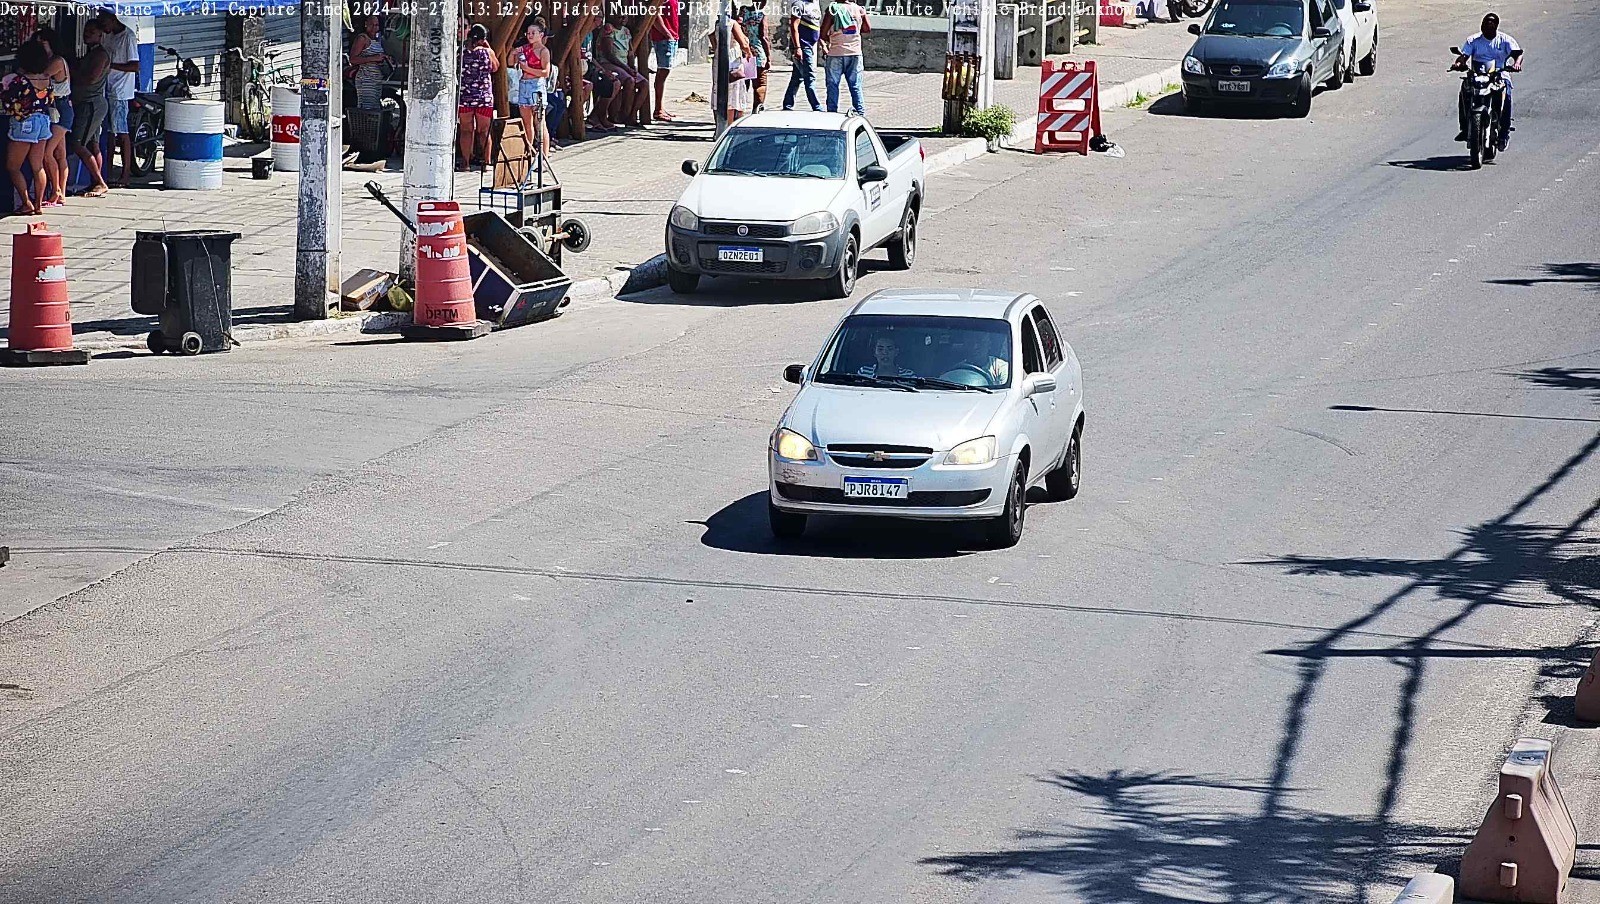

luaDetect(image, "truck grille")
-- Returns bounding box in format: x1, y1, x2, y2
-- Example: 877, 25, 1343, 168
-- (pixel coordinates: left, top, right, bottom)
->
704, 221, 789, 238
701, 258, 786, 275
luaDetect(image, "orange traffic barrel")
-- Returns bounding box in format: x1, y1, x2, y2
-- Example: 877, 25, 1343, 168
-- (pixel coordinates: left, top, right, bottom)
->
2, 221, 87, 366
413, 201, 476, 330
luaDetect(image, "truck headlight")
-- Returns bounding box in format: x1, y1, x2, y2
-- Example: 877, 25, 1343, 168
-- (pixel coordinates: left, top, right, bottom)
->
791, 211, 839, 235
670, 205, 700, 230
773, 427, 818, 461
1183, 55, 1205, 75
1265, 60, 1299, 78
944, 436, 997, 466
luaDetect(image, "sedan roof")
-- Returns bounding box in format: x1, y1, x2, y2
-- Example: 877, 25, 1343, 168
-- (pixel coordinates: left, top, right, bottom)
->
850, 288, 1029, 320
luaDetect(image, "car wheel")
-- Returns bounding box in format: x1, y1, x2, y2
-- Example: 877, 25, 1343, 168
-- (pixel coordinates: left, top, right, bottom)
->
1045, 426, 1082, 501
887, 203, 917, 270
769, 500, 806, 539
826, 231, 859, 299
1327, 50, 1345, 89
666, 266, 699, 294
1288, 77, 1313, 118
983, 462, 1028, 549
1343, 49, 1356, 83
1358, 30, 1378, 76
1183, 93, 1207, 116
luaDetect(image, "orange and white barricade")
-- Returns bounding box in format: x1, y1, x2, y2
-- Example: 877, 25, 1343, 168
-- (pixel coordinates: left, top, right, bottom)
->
1035, 59, 1101, 155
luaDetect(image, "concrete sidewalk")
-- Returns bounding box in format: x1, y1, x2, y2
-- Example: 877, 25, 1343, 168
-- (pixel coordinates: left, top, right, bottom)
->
0, 16, 1194, 353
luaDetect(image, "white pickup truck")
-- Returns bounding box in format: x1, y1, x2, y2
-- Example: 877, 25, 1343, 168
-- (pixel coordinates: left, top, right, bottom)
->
666, 111, 925, 298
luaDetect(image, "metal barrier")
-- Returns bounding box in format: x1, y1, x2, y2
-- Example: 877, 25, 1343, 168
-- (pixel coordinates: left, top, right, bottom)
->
1460, 737, 1577, 904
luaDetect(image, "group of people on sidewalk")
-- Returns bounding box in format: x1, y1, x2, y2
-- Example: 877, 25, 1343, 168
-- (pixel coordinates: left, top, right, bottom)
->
722, 0, 873, 120
3, 12, 140, 215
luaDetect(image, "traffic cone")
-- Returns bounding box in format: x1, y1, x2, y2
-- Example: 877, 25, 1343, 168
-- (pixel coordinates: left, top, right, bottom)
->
2, 221, 89, 366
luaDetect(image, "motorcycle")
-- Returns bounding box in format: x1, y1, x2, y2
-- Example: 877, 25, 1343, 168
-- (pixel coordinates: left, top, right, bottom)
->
1166, 0, 1217, 20
127, 46, 203, 177
1451, 46, 1508, 170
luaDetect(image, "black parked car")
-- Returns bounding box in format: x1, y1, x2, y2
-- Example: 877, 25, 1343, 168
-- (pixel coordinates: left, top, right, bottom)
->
1179, 0, 1348, 118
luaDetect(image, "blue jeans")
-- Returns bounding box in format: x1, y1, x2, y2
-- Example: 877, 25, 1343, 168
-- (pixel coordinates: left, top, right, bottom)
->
824, 54, 864, 115
783, 43, 821, 110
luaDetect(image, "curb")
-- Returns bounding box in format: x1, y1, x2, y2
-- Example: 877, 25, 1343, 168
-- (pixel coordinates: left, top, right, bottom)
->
1096, 63, 1183, 110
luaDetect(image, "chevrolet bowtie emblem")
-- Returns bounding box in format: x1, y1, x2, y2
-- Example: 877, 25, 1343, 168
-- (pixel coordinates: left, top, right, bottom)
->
870, 451, 887, 461
1231, 66, 1242, 75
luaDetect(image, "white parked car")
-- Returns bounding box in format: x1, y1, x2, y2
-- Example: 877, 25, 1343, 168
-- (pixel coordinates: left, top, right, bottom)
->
666, 111, 925, 298
768, 288, 1086, 548
1333, 0, 1378, 78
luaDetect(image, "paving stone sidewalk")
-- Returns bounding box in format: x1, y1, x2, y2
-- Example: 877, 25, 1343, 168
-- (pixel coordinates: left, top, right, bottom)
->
0, 16, 1194, 351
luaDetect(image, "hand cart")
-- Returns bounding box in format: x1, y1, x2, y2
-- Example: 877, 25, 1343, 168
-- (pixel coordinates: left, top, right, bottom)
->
478, 115, 592, 267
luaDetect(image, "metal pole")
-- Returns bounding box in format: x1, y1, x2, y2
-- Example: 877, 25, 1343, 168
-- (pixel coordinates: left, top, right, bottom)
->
713, 0, 729, 136
294, 0, 341, 319
978, 0, 995, 109
400, 0, 459, 285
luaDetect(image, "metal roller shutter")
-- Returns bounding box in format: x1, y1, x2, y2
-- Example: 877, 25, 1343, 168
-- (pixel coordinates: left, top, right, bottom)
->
262, 12, 302, 81
152, 14, 228, 100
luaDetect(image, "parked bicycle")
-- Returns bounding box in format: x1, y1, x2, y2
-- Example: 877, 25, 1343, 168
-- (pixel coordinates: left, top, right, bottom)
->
229, 46, 298, 141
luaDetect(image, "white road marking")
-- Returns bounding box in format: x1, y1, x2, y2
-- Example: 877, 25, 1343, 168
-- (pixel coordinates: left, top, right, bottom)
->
791, 724, 809, 728
725, 768, 746, 774
426, 542, 449, 550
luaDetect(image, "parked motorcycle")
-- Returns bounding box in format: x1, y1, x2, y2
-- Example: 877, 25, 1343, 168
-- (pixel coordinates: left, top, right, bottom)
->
1451, 46, 1508, 170
1166, 0, 1217, 21
127, 46, 203, 177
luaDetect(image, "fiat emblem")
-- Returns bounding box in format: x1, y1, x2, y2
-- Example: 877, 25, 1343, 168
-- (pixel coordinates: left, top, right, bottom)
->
737, 225, 749, 236
1230, 65, 1242, 75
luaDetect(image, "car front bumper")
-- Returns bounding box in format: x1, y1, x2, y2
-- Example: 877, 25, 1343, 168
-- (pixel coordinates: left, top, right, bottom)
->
666, 223, 849, 280
769, 450, 1015, 520
1181, 73, 1306, 103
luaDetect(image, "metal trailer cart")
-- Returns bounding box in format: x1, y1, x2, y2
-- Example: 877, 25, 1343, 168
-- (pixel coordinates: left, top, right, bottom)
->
478, 117, 592, 267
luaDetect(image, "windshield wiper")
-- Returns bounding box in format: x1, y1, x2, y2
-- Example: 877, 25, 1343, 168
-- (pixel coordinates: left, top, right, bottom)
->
707, 168, 772, 177
902, 376, 993, 393
817, 372, 918, 391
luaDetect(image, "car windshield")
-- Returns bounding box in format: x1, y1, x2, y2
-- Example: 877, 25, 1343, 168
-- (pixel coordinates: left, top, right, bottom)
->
816, 314, 1014, 390
1205, 0, 1305, 37
705, 129, 847, 179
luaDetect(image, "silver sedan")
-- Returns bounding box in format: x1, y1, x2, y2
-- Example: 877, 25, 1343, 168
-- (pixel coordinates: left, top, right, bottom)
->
768, 288, 1086, 548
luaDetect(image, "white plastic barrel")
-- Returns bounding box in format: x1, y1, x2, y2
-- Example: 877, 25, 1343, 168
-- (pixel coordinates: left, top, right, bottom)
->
270, 86, 301, 172
163, 99, 224, 190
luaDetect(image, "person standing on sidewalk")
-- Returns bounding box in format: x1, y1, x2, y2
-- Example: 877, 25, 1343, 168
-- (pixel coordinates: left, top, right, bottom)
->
69, 20, 111, 198
650, 0, 680, 121
96, 11, 139, 188
819, 0, 869, 116
456, 24, 498, 171
739, 0, 771, 112
782, 0, 822, 111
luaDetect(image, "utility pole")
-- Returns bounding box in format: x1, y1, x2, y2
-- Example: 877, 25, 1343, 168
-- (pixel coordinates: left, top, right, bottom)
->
294, 0, 341, 319
713, 0, 730, 136
400, 0, 459, 285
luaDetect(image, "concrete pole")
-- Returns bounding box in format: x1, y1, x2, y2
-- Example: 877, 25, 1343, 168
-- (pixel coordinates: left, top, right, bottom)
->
978, 0, 995, 109
294, 0, 342, 319
400, 0, 459, 285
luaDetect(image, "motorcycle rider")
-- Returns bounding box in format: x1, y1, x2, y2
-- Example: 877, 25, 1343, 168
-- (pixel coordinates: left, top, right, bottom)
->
1452, 12, 1522, 150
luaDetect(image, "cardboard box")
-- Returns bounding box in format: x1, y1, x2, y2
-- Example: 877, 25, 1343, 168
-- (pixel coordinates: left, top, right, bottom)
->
340, 268, 396, 311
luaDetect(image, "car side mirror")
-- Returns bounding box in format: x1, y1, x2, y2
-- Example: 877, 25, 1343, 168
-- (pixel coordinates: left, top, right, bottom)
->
1187, 23, 1201, 34
1352, 0, 1370, 10
1311, 26, 1332, 38
860, 163, 889, 183
1449, 46, 1461, 55
1025, 373, 1057, 396
783, 363, 805, 384
682, 159, 700, 176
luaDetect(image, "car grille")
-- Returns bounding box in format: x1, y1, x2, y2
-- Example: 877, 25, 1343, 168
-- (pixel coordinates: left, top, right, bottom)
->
1209, 63, 1265, 77
704, 221, 789, 238
775, 483, 991, 507
828, 454, 928, 469
700, 258, 787, 275
827, 444, 934, 454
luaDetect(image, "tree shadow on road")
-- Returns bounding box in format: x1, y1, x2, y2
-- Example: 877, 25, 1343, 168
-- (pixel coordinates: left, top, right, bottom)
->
1486, 263, 1600, 292
1517, 367, 1600, 405
922, 769, 1468, 903
696, 491, 973, 559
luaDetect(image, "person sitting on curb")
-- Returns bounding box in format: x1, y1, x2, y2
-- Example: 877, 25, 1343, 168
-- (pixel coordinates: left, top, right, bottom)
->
598, 14, 647, 127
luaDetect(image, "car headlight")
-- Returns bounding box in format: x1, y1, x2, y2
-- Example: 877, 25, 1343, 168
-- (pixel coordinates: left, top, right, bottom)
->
944, 436, 998, 466
1265, 60, 1300, 78
773, 427, 818, 461
669, 205, 700, 230
791, 211, 839, 235
1183, 55, 1205, 75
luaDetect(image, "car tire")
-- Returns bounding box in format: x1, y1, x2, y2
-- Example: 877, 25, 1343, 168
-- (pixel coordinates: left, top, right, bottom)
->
666, 266, 699, 294
1183, 93, 1206, 116
886, 203, 917, 270
1343, 49, 1356, 84
769, 500, 807, 539
1327, 50, 1345, 89
1045, 426, 1082, 501
983, 461, 1028, 549
825, 231, 859, 299
1288, 77, 1313, 118
1358, 30, 1378, 76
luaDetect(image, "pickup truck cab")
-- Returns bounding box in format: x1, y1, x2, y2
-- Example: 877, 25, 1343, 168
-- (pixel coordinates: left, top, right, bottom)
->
667, 111, 925, 298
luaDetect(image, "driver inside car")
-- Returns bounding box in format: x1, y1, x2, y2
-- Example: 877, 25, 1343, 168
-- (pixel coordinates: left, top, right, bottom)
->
941, 331, 1010, 386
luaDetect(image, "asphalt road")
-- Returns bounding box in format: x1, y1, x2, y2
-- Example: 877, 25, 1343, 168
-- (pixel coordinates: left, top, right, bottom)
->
3, 1, 1599, 901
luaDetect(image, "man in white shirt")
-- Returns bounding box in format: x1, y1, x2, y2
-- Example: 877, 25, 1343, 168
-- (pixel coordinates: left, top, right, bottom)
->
819, 0, 870, 116
1452, 12, 1522, 149
96, 12, 141, 186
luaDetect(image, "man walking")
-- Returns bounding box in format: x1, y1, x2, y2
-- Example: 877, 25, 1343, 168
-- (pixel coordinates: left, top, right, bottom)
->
782, 0, 822, 111
96, 11, 139, 187
819, 0, 869, 116
651, 0, 680, 121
